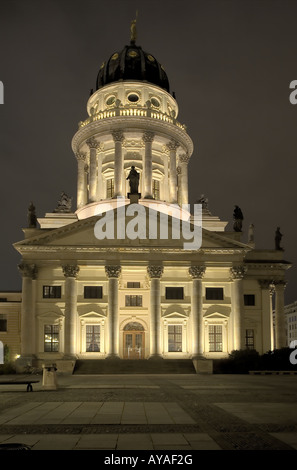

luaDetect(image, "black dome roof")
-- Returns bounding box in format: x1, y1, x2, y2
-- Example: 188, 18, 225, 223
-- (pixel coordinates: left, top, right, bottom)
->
96, 43, 170, 93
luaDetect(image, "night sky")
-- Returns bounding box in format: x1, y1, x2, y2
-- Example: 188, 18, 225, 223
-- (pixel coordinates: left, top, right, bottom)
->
0, 0, 296, 303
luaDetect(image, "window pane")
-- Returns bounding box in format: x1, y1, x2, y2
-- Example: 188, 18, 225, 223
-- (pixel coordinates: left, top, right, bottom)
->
168, 325, 183, 352
44, 324, 59, 352
127, 282, 141, 288
125, 295, 142, 306
166, 287, 184, 300
205, 288, 224, 300
86, 325, 100, 352
244, 294, 255, 306
209, 325, 222, 352
84, 286, 102, 299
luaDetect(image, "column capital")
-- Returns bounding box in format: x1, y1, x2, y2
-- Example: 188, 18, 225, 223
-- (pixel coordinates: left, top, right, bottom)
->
166, 139, 179, 151
105, 265, 121, 278
147, 265, 163, 279
258, 279, 273, 289
86, 137, 99, 149
230, 265, 247, 280
76, 152, 87, 162
142, 131, 155, 143
62, 264, 80, 278
18, 263, 38, 280
179, 153, 190, 164
272, 279, 287, 289
112, 130, 124, 143
189, 266, 206, 279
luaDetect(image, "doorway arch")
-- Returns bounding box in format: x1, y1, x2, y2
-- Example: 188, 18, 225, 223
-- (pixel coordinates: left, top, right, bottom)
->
123, 322, 145, 359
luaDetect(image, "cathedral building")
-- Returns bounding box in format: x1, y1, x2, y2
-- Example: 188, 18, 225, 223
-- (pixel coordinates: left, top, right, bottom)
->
13, 27, 291, 373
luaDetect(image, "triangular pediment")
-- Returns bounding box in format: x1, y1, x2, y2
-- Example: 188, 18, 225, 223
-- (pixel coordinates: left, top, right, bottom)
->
14, 205, 250, 253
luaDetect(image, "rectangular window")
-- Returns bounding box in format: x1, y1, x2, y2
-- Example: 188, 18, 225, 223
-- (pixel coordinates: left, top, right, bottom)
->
165, 287, 184, 300
244, 294, 255, 306
43, 286, 61, 299
86, 325, 100, 352
125, 295, 142, 307
84, 286, 103, 299
0, 298, 7, 302
107, 178, 114, 198
209, 325, 223, 352
153, 179, 160, 200
0, 314, 7, 332
127, 282, 141, 288
168, 325, 183, 352
44, 324, 59, 352
205, 288, 224, 301
245, 329, 255, 350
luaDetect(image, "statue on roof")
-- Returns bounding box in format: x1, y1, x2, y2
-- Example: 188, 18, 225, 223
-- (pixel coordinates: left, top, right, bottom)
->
54, 192, 72, 213
275, 226, 283, 250
126, 166, 140, 194
130, 11, 138, 44
233, 205, 243, 232
27, 201, 37, 228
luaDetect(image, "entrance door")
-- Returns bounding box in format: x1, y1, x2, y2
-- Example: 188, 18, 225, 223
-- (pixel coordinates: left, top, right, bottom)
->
123, 331, 145, 359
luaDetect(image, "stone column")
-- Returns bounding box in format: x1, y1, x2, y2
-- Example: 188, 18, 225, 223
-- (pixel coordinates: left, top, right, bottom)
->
147, 265, 163, 358
230, 266, 247, 350
189, 266, 206, 357
18, 263, 38, 359
258, 280, 273, 353
178, 153, 190, 206
63, 264, 79, 358
273, 280, 287, 349
269, 285, 275, 350
167, 140, 179, 204
86, 137, 99, 203
112, 130, 124, 197
105, 266, 121, 358
142, 131, 154, 199
76, 153, 87, 209
96, 143, 104, 200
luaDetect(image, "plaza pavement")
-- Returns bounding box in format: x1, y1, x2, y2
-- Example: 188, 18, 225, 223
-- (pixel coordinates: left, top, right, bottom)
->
0, 373, 297, 451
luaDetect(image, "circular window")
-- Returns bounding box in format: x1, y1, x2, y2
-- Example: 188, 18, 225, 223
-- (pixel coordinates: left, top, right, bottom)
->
106, 95, 116, 106
151, 97, 160, 108
127, 93, 140, 103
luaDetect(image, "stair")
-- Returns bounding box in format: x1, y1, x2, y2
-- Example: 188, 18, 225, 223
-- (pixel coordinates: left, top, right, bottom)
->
73, 359, 196, 375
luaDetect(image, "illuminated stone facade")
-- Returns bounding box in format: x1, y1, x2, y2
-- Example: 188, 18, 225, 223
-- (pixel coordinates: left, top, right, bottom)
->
13, 36, 291, 372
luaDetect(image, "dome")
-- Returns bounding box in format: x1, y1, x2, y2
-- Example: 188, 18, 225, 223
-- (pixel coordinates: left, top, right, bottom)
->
96, 43, 170, 93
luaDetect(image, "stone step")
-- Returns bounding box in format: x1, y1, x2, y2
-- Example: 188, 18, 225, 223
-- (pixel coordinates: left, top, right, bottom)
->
73, 359, 196, 375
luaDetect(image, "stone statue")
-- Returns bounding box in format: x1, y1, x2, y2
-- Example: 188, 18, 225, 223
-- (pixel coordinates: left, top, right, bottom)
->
196, 194, 209, 211
126, 166, 140, 195
54, 192, 72, 213
233, 205, 243, 232
275, 226, 283, 250
27, 202, 37, 228
248, 223, 255, 244
130, 13, 138, 43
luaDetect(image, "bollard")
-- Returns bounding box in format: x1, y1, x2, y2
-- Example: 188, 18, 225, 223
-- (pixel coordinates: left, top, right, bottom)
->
42, 364, 58, 390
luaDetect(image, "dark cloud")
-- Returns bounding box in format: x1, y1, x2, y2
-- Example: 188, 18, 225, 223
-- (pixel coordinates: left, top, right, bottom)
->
0, 0, 296, 301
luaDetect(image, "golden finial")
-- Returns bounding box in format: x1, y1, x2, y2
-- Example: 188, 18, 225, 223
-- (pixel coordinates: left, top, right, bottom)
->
130, 10, 138, 44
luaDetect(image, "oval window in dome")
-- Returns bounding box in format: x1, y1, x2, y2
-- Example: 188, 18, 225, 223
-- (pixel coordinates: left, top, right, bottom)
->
111, 53, 119, 60
127, 93, 140, 103
151, 97, 160, 108
106, 95, 116, 106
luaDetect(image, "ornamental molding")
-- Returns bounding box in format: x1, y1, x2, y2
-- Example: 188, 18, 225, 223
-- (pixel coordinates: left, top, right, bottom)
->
122, 139, 145, 149
230, 265, 247, 280
258, 279, 273, 289
188, 266, 206, 279
272, 279, 287, 288
18, 263, 38, 279
62, 264, 80, 278
71, 117, 194, 157
147, 265, 163, 279
105, 265, 121, 278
